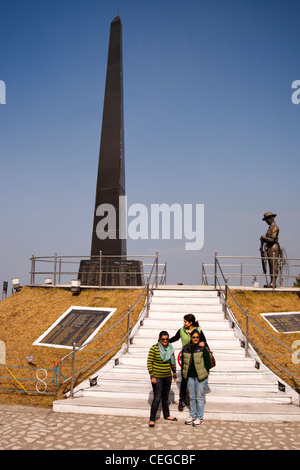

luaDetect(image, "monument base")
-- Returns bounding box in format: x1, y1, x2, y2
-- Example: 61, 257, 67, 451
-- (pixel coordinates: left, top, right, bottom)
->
78, 259, 144, 287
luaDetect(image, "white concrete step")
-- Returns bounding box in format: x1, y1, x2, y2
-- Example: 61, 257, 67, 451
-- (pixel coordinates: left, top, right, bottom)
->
119, 355, 256, 370
127, 348, 249, 361
142, 318, 229, 329
136, 327, 235, 339
151, 296, 221, 305
149, 304, 223, 313
80, 383, 291, 405
153, 288, 218, 297
53, 396, 300, 422
131, 336, 240, 349
96, 365, 273, 384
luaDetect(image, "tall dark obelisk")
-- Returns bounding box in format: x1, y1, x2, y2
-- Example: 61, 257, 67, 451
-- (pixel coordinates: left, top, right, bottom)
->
78, 16, 143, 286
90, 15, 126, 257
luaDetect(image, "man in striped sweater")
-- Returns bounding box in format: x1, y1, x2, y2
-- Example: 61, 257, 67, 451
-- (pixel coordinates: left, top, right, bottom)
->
147, 331, 178, 427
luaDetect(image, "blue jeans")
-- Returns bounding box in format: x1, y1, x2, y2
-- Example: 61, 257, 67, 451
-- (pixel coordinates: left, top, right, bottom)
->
187, 376, 208, 419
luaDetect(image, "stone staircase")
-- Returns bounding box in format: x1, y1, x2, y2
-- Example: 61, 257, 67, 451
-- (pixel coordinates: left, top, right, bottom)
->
53, 286, 300, 422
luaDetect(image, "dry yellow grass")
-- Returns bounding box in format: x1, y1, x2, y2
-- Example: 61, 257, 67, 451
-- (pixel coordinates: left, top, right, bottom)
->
228, 290, 300, 393
0, 286, 145, 408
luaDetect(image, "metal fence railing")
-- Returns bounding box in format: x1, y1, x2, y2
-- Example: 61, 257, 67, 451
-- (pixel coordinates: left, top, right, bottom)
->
202, 252, 300, 289
29, 251, 167, 288
214, 258, 300, 402
0, 364, 58, 397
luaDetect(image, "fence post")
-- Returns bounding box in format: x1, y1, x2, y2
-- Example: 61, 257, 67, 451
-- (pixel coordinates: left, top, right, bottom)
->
30, 254, 35, 285
70, 342, 76, 398
155, 251, 159, 287
224, 278, 228, 319
58, 258, 62, 284
245, 308, 249, 357
146, 277, 150, 317
99, 251, 102, 288
126, 305, 131, 351
214, 251, 218, 289
240, 262, 243, 286
53, 252, 57, 286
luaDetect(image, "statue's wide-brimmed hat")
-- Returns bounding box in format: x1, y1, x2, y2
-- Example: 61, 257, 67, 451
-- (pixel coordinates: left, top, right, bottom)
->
262, 212, 277, 221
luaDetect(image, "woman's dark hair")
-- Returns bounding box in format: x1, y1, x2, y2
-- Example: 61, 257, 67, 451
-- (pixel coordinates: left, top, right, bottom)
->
190, 328, 200, 341
184, 314, 199, 328
159, 330, 169, 339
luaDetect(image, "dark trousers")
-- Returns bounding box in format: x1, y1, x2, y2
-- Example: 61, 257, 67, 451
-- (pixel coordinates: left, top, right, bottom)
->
150, 376, 172, 421
179, 376, 187, 403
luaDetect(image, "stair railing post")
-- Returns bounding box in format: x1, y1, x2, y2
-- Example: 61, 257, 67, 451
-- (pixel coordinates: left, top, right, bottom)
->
155, 251, 158, 288
146, 277, 150, 318
126, 305, 131, 351
70, 342, 76, 398
224, 278, 228, 319
214, 251, 217, 289
245, 308, 249, 357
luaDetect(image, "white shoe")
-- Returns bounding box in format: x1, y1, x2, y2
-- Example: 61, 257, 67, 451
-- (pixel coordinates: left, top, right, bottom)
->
193, 418, 204, 426
185, 416, 196, 425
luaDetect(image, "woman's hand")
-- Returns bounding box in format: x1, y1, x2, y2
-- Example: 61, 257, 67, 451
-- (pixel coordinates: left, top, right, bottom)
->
151, 377, 157, 384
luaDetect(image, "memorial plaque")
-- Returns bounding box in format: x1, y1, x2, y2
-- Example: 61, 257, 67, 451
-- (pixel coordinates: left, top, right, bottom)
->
33, 306, 116, 349
261, 312, 300, 334
78, 259, 144, 287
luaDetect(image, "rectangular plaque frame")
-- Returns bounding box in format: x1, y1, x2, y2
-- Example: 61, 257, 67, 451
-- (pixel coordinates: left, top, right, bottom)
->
33, 306, 116, 349
261, 312, 300, 334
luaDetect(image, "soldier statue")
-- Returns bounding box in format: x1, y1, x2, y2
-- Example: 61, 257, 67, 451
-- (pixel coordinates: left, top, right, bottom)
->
260, 212, 280, 288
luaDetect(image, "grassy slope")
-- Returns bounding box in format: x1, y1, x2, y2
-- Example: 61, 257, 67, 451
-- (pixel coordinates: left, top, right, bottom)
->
228, 291, 300, 393
0, 287, 145, 407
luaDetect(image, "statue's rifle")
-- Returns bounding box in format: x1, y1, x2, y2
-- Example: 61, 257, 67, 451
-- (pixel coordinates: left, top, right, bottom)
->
259, 239, 268, 285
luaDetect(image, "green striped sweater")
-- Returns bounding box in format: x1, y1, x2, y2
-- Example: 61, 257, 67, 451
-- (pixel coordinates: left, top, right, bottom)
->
147, 344, 177, 379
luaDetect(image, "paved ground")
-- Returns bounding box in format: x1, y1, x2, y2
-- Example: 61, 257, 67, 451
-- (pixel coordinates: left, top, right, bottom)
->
0, 404, 300, 451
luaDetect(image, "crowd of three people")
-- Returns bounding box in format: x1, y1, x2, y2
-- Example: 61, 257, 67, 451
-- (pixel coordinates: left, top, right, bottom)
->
147, 314, 212, 428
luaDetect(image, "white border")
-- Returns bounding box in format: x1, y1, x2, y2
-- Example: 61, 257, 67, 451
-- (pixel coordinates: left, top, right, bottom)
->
33, 306, 117, 349
261, 311, 300, 334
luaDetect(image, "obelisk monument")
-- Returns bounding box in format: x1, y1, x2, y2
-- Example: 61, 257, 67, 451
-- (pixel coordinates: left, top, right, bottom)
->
90, 14, 126, 257
78, 16, 143, 286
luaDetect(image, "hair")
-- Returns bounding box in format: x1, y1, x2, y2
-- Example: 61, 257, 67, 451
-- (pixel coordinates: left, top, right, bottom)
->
190, 328, 200, 341
159, 330, 169, 339
184, 314, 199, 328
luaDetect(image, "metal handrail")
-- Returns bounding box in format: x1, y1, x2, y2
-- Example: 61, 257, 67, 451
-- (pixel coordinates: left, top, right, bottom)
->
202, 252, 300, 288
58, 255, 163, 396
30, 251, 166, 287
215, 258, 300, 396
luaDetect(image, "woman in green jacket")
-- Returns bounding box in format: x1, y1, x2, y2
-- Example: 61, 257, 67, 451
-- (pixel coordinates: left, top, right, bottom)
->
169, 314, 206, 411
181, 329, 211, 426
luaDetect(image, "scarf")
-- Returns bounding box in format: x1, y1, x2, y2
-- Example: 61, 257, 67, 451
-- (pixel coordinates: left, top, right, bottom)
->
158, 341, 175, 365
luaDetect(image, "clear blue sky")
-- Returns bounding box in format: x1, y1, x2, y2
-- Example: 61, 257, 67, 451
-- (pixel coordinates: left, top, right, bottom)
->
0, 0, 299, 290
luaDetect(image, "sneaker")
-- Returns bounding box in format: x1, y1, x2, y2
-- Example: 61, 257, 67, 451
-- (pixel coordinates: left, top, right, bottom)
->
193, 418, 204, 426
185, 416, 196, 425
178, 401, 185, 412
